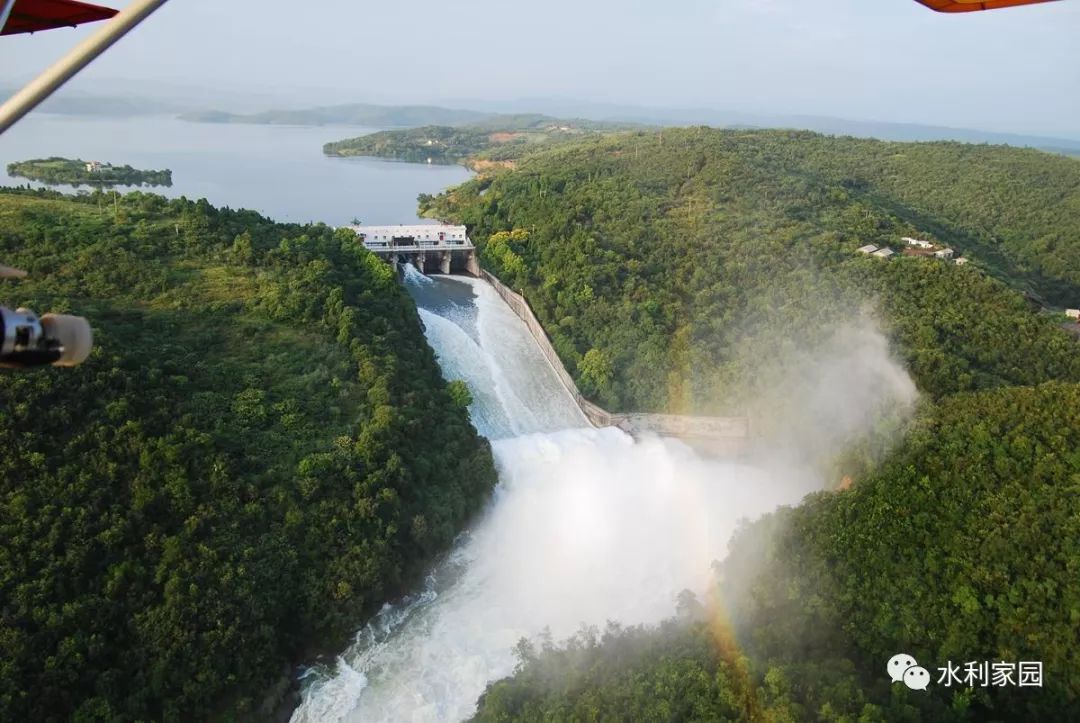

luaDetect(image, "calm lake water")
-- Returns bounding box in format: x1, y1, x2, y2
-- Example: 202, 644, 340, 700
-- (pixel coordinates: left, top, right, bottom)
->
0, 114, 472, 224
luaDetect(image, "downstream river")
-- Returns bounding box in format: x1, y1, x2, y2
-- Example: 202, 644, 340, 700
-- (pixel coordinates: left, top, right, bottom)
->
0, 114, 470, 224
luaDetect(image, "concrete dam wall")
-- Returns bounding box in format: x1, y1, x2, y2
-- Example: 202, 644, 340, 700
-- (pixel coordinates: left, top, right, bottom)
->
480, 270, 750, 456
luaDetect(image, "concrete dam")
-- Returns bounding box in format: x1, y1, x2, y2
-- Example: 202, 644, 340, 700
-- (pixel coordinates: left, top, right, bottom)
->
347, 223, 750, 455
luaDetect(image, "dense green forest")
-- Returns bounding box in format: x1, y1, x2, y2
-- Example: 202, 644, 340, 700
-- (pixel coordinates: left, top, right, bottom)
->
0, 187, 497, 721
325, 125, 500, 164
7, 157, 173, 187
475, 382, 1080, 721
413, 128, 1080, 720
422, 129, 1080, 414
323, 116, 636, 165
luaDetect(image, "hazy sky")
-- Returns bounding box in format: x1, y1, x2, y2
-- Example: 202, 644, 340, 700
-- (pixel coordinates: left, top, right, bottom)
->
2, 0, 1078, 137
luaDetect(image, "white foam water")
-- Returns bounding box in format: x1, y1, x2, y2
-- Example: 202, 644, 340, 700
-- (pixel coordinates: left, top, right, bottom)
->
412, 273, 586, 439
292, 428, 809, 723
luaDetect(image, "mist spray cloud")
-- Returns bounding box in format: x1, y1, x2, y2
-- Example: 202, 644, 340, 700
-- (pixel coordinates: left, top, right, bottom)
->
742, 318, 919, 480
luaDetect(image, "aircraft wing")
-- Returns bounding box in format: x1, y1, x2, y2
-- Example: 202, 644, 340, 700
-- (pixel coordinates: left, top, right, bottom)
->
0, 0, 1058, 37
1, 0, 118, 36
914, 0, 1059, 11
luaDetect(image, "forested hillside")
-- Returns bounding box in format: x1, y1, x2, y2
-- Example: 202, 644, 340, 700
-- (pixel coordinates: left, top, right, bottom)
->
425, 128, 1080, 721
475, 382, 1080, 721
323, 116, 636, 165
325, 125, 498, 164
0, 188, 497, 721
423, 129, 1080, 413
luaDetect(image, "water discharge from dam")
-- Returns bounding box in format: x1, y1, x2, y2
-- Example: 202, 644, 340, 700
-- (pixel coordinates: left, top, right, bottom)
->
291, 268, 822, 722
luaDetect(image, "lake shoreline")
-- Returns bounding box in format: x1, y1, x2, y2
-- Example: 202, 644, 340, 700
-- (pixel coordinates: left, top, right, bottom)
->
0, 114, 472, 225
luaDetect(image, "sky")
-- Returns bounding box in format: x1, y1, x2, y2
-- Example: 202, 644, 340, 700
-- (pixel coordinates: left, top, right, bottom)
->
1, 0, 1078, 137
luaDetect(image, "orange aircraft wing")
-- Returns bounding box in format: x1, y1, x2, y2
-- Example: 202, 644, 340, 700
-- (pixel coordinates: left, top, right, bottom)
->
1, 0, 118, 36
914, 0, 1059, 11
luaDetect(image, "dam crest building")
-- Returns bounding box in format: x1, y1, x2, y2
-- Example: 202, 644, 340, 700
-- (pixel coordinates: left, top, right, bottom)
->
348, 223, 480, 275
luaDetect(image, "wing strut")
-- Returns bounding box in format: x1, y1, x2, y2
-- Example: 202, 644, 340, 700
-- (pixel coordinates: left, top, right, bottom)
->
0, 0, 169, 135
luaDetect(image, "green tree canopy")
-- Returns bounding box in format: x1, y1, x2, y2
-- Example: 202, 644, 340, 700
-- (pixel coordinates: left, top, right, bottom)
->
0, 187, 497, 721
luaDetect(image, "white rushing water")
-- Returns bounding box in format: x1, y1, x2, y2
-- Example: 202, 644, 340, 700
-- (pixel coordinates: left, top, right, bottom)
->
292, 269, 818, 723
409, 270, 586, 439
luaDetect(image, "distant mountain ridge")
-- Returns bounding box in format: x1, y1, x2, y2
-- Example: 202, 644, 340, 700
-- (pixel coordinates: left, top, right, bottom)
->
181, 99, 1080, 155
451, 97, 1080, 152
8, 85, 1077, 154
0, 88, 183, 117
179, 103, 494, 127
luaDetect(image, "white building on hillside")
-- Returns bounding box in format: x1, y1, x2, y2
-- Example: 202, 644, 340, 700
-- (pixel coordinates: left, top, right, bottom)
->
1066, 309, 1080, 320
857, 244, 879, 255
872, 248, 895, 259
934, 248, 955, 260
902, 236, 934, 249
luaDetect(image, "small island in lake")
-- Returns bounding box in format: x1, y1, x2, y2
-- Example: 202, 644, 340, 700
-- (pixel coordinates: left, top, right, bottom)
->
7, 157, 173, 187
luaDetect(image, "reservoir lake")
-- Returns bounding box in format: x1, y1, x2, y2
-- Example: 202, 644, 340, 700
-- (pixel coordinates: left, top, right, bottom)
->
0, 114, 472, 225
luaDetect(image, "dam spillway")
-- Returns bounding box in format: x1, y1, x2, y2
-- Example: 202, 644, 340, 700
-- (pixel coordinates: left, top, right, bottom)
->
402, 267, 587, 439
344, 222, 750, 452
